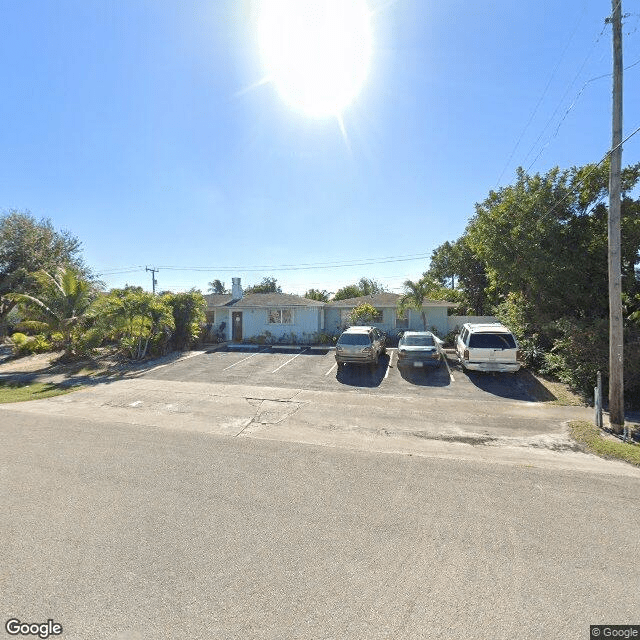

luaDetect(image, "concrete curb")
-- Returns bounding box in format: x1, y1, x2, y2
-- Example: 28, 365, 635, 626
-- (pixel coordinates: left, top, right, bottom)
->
223, 344, 334, 352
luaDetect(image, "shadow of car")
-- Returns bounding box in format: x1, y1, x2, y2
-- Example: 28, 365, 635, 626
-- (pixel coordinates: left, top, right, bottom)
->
336, 353, 390, 388
464, 369, 556, 402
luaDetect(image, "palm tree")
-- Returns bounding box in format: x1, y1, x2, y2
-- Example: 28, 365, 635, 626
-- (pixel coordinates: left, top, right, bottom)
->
9, 267, 96, 357
398, 276, 438, 330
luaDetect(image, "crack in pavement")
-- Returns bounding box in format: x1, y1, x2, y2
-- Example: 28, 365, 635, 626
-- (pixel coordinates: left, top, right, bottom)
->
235, 398, 306, 437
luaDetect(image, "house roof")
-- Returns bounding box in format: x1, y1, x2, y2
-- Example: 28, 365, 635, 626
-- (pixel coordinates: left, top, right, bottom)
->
326, 292, 402, 307
204, 293, 325, 309
326, 293, 457, 308
204, 294, 235, 308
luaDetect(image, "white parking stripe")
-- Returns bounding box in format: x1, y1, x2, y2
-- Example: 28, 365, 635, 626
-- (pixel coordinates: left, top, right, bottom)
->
325, 362, 337, 376
271, 349, 307, 373
384, 349, 394, 379
442, 351, 456, 382
222, 349, 268, 371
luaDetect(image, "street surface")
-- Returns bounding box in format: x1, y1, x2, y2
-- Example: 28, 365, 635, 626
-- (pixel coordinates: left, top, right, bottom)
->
1, 348, 639, 639
1, 410, 639, 640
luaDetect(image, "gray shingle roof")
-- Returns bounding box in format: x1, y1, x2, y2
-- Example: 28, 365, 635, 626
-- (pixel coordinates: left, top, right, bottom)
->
203, 294, 235, 308
326, 292, 456, 307
204, 293, 325, 309
326, 292, 401, 307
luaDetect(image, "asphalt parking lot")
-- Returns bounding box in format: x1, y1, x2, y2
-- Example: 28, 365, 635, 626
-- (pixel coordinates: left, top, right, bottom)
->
144, 346, 553, 404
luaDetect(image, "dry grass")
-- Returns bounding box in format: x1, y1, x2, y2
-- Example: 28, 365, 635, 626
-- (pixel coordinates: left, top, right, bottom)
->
534, 374, 586, 406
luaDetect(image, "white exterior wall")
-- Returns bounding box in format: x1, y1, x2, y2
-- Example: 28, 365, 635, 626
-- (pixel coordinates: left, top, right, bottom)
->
447, 316, 499, 333
238, 307, 322, 342
407, 308, 450, 337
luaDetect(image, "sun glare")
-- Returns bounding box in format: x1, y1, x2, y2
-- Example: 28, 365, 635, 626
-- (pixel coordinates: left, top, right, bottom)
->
257, 0, 372, 118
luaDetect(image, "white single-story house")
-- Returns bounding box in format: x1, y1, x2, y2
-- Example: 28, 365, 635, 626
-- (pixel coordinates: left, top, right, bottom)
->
205, 279, 458, 343
324, 292, 457, 338
205, 278, 325, 343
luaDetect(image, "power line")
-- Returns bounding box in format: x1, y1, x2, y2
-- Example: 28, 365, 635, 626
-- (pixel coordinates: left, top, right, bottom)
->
516, 12, 612, 174
494, 2, 587, 187
94, 252, 434, 279
534, 123, 640, 224
154, 252, 433, 273
525, 55, 640, 173
95, 266, 145, 276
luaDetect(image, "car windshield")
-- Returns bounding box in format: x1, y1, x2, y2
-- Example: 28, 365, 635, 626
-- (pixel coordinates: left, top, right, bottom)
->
403, 336, 435, 346
469, 333, 516, 349
338, 333, 371, 346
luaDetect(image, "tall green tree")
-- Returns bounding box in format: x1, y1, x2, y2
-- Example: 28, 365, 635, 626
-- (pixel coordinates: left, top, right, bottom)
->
244, 277, 282, 294
332, 284, 362, 301
428, 241, 458, 289
8, 267, 97, 357
207, 279, 228, 294
426, 237, 490, 314
0, 210, 87, 332
466, 163, 640, 321
333, 277, 387, 301
304, 288, 330, 302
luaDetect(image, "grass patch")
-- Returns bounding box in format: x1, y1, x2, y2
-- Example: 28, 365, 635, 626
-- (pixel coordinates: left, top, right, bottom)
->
569, 420, 640, 467
517, 370, 586, 405
540, 378, 585, 406
0, 381, 75, 403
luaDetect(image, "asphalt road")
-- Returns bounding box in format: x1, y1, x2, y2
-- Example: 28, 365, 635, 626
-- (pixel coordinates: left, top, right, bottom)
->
1, 409, 639, 640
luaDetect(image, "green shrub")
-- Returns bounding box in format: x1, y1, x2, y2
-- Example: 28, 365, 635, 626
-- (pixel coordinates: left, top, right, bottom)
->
541, 318, 640, 409
541, 318, 607, 398
349, 303, 380, 326
163, 291, 206, 350
10, 333, 52, 355
495, 292, 546, 367
73, 327, 104, 357
10, 332, 28, 348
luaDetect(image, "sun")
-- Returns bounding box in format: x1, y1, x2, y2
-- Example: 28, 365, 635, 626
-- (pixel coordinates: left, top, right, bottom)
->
257, 0, 372, 118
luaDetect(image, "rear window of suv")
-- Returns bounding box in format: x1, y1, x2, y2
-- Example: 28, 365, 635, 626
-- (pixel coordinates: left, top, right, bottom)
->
338, 334, 371, 346
468, 333, 516, 349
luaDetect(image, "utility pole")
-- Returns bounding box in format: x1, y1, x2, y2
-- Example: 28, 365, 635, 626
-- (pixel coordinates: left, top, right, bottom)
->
146, 266, 158, 295
607, 0, 624, 433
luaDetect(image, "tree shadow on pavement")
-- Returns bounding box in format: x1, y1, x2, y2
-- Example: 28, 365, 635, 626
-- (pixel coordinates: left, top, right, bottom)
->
465, 369, 557, 402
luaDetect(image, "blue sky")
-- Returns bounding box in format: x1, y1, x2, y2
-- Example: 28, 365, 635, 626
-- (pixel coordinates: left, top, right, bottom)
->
1, 0, 639, 296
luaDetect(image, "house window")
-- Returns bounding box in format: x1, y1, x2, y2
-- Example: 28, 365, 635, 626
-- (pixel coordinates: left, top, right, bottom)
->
396, 311, 408, 329
268, 308, 293, 324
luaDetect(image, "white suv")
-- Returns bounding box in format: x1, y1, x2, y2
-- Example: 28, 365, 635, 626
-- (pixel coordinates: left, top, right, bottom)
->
456, 323, 521, 373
